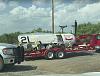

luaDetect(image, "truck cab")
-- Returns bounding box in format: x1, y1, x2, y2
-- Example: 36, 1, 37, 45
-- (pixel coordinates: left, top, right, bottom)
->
0, 43, 24, 71
77, 34, 100, 53
90, 34, 100, 52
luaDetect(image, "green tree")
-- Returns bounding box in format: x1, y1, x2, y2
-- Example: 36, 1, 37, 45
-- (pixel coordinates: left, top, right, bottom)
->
0, 32, 21, 44
77, 22, 100, 35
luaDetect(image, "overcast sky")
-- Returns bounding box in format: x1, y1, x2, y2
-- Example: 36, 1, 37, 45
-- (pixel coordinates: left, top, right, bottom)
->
0, 0, 100, 35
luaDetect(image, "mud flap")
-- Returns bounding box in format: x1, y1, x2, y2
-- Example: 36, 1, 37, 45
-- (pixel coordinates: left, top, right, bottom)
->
15, 46, 24, 64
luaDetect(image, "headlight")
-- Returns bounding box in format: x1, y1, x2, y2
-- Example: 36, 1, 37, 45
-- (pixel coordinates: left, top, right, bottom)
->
2, 48, 14, 55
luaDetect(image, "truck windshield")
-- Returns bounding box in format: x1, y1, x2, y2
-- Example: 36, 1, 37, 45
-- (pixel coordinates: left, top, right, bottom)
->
96, 35, 100, 40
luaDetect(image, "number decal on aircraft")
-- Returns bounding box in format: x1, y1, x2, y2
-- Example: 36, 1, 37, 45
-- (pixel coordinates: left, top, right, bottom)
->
20, 36, 30, 43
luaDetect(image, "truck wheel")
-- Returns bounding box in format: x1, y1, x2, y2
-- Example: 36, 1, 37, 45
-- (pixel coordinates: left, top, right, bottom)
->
96, 49, 100, 53
0, 57, 4, 71
45, 51, 54, 60
56, 51, 65, 59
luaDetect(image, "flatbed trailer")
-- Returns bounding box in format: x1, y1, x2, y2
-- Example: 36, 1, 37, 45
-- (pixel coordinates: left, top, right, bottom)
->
24, 44, 95, 60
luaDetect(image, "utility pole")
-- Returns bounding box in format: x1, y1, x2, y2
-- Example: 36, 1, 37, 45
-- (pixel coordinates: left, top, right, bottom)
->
72, 20, 77, 36
75, 20, 77, 36
52, 0, 54, 33
59, 25, 67, 33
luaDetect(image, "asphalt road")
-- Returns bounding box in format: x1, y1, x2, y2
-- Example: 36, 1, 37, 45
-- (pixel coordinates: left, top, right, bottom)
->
0, 53, 100, 76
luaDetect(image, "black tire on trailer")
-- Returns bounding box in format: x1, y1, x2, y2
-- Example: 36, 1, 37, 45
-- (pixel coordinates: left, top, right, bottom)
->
0, 56, 4, 71
56, 51, 65, 59
45, 51, 54, 60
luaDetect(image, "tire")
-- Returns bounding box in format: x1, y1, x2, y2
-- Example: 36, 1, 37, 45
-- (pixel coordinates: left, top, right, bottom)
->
56, 51, 65, 59
96, 49, 100, 53
45, 51, 54, 60
0, 57, 4, 71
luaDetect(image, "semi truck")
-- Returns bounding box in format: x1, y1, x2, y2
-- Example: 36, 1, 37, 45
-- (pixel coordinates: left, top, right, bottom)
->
0, 43, 24, 71
18, 33, 97, 60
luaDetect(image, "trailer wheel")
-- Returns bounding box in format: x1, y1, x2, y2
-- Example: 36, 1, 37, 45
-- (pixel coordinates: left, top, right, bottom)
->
45, 51, 54, 60
56, 51, 65, 59
0, 57, 4, 71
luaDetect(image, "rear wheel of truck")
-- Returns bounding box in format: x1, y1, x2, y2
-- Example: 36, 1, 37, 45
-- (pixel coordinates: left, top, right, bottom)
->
0, 57, 4, 71
56, 51, 65, 59
96, 49, 100, 53
45, 51, 54, 60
